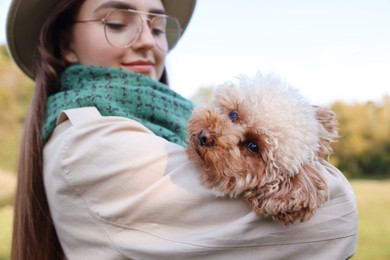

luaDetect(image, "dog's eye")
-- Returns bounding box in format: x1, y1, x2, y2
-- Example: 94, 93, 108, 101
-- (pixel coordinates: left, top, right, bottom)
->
229, 111, 239, 122
247, 141, 259, 153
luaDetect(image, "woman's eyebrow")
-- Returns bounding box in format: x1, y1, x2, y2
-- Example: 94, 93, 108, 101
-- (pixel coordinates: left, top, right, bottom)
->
149, 9, 167, 15
94, 1, 133, 13
94, 1, 167, 15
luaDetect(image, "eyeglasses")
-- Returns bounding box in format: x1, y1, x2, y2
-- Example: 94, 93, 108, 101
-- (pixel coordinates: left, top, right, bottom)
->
74, 9, 183, 52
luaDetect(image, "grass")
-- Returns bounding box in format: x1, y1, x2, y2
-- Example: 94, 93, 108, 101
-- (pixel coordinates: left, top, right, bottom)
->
0, 171, 15, 208
0, 206, 12, 260
0, 172, 389, 259
0, 170, 14, 260
351, 179, 390, 260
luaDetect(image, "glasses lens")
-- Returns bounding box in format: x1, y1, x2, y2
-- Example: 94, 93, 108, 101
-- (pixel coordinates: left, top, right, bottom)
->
104, 10, 182, 52
104, 10, 141, 48
151, 16, 182, 52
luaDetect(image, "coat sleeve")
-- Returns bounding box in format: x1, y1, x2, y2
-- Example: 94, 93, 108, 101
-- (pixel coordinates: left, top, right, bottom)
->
44, 107, 358, 260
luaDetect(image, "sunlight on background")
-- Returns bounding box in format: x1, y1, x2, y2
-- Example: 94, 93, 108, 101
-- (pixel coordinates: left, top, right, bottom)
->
166, 0, 390, 105
1, 0, 389, 105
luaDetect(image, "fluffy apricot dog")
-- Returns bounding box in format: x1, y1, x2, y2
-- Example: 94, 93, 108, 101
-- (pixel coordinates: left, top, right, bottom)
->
186, 73, 338, 225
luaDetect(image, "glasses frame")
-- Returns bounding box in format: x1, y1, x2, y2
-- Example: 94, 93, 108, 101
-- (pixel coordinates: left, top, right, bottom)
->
74, 9, 183, 52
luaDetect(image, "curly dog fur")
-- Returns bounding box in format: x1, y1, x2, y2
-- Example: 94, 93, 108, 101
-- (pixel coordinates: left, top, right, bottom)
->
186, 73, 338, 225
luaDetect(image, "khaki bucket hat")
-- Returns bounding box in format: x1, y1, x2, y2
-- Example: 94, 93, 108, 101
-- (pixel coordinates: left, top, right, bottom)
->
6, 0, 197, 79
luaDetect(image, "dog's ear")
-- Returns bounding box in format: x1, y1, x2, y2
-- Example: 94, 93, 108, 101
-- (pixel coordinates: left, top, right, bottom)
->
245, 163, 328, 225
314, 106, 339, 156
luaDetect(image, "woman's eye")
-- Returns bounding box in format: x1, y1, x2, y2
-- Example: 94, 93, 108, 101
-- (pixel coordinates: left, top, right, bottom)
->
106, 22, 127, 31
228, 111, 239, 121
247, 141, 259, 153
151, 28, 165, 36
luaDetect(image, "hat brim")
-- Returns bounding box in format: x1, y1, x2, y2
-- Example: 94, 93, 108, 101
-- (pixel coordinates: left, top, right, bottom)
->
6, 0, 196, 79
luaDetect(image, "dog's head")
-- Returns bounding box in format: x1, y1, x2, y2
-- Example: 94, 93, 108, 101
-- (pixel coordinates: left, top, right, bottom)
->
186, 73, 337, 224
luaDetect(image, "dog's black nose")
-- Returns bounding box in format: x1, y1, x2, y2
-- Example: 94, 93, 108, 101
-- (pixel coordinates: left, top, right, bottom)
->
197, 129, 215, 146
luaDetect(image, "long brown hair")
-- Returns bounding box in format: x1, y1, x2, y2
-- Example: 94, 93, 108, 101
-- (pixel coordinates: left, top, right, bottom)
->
11, 1, 171, 259
11, 1, 84, 259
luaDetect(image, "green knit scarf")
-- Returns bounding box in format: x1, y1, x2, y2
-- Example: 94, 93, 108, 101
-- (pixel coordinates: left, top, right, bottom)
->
42, 65, 194, 146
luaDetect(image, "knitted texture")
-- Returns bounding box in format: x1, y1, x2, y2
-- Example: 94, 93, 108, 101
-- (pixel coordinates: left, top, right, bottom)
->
42, 65, 193, 146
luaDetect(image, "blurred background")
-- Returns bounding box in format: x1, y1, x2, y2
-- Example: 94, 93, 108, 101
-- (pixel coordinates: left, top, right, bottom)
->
1, 0, 389, 259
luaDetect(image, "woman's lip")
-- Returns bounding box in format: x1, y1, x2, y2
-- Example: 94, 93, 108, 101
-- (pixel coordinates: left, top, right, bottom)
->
126, 64, 153, 73
123, 61, 154, 73
123, 62, 153, 73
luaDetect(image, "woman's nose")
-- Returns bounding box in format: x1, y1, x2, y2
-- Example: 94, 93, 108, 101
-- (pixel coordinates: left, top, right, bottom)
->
132, 22, 156, 50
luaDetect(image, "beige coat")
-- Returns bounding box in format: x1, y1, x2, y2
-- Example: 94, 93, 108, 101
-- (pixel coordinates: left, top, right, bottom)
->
44, 107, 358, 260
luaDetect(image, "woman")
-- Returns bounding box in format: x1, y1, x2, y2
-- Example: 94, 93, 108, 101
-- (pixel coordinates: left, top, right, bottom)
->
6, 0, 358, 259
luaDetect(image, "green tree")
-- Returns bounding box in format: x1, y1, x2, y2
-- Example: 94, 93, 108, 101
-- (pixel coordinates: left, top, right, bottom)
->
0, 45, 34, 172
190, 86, 215, 106
332, 97, 390, 178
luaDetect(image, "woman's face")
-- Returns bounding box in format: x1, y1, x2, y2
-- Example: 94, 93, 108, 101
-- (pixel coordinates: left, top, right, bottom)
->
62, 0, 167, 80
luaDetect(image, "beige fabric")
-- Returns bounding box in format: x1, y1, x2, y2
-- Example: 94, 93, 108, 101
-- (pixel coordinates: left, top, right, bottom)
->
44, 107, 358, 260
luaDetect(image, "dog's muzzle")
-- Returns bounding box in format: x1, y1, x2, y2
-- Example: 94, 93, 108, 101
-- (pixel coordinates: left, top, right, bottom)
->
197, 129, 215, 147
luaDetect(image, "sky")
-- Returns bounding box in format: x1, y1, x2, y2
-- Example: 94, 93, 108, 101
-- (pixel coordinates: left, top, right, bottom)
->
1, 0, 389, 105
